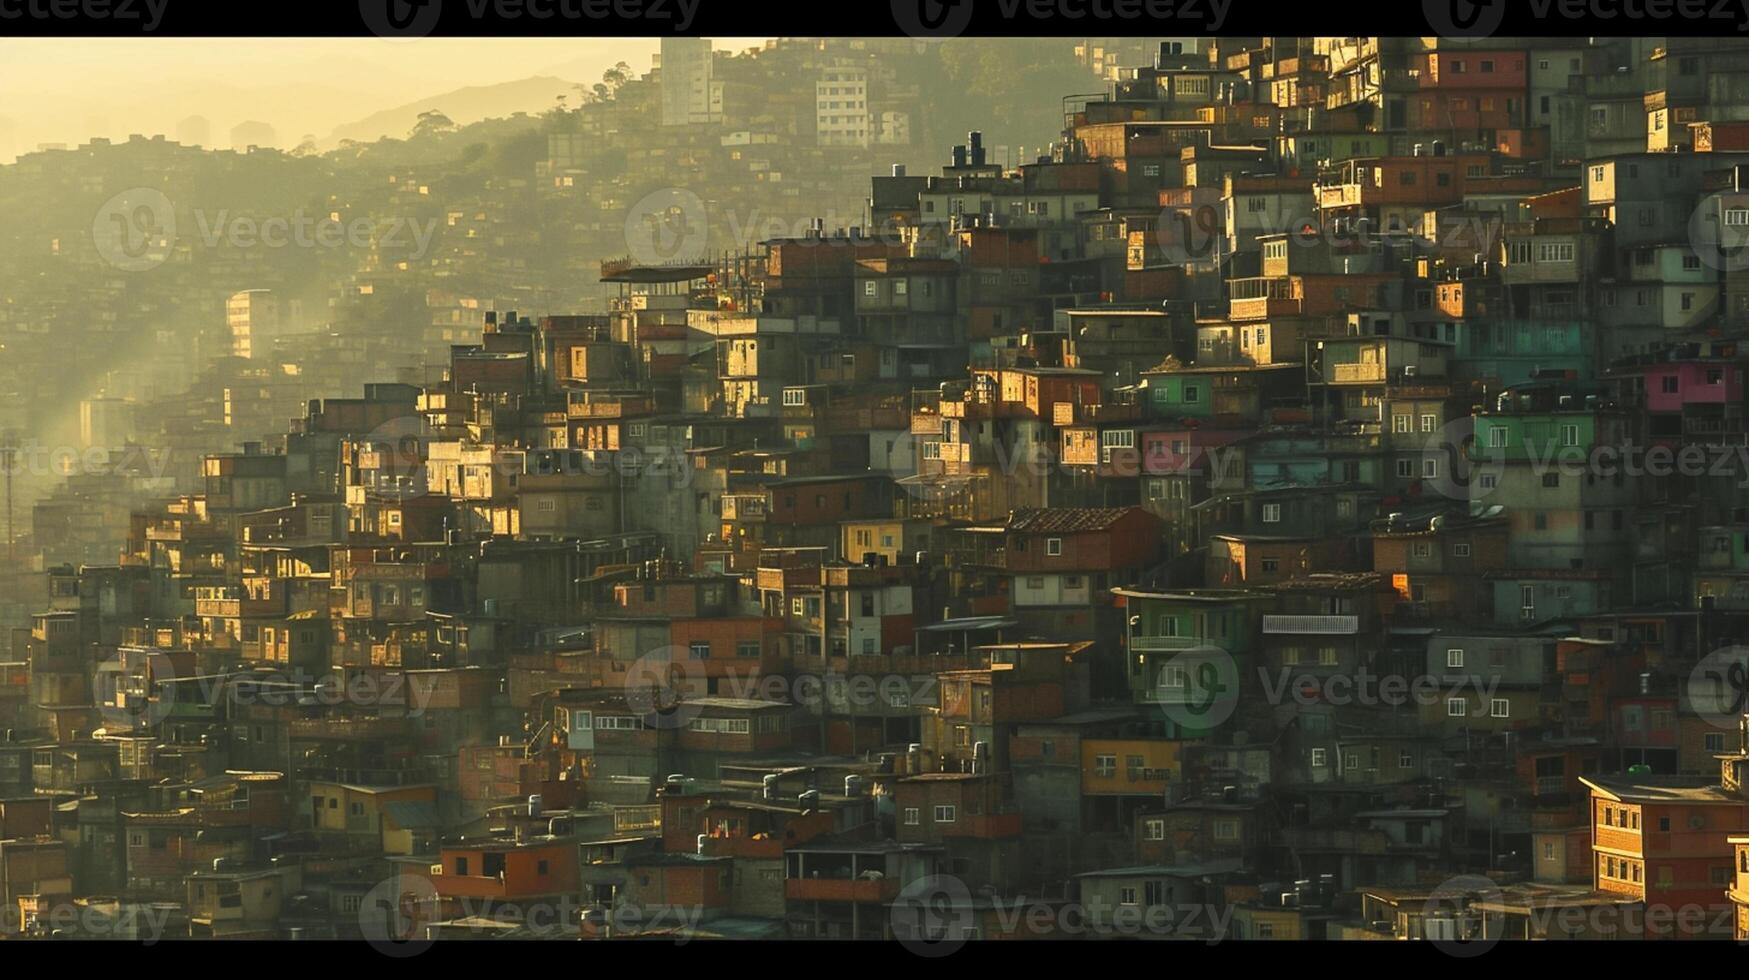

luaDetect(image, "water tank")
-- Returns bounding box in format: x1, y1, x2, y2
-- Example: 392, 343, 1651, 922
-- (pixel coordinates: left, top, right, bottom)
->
971, 741, 990, 775
528, 794, 543, 816
763, 774, 780, 800
799, 790, 821, 811
845, 775, 866, 797
697, 834, 709, 854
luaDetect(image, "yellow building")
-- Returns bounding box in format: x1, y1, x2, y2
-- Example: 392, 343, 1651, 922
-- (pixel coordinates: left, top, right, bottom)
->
1081, 738, 1182, 796
1731, 836, 1749, 940
841, 518, 935, 566
308, 779, 439, 850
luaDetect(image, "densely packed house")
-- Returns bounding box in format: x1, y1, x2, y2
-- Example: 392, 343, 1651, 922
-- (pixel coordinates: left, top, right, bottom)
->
12, 35, 1749, 942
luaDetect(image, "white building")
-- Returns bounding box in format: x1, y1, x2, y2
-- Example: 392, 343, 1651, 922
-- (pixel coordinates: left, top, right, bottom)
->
659, 37, 722, 127
225, 289, 278, 360
815, 68, 870, 148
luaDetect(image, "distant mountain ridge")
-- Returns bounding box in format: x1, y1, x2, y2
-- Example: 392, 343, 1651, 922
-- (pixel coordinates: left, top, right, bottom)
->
323, 74, 582, 147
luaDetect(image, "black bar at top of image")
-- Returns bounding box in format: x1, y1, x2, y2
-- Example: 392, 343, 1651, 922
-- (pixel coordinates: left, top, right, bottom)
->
8, 0, 1749, 38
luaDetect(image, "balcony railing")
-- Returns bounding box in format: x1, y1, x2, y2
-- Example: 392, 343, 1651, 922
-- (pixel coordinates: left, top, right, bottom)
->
1129, 635, 1207, 651
1331, 362, 1386, 383
1262, 614, 1360, 635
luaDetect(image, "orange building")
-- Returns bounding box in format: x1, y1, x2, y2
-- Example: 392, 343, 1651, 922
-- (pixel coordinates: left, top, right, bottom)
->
1580, 774, 1749, 938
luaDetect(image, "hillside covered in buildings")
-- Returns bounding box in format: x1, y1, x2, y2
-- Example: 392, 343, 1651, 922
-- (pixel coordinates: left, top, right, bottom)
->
10, 34, 1749, 944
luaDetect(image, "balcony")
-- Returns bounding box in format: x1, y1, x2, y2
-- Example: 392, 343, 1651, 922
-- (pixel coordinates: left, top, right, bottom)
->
720, 494, 768, 523
1262, 614, 1360, 635
1081, 401, 1142, 424
1331, 362, 1386, 383
1230, 296, 1302, 320
1129, 635, 1207, 651
785, 876, 900, 904
940, 396, 996, 421
288, 717, 410, 741
566, 396, 656, 419
1317, 184, 1365, 210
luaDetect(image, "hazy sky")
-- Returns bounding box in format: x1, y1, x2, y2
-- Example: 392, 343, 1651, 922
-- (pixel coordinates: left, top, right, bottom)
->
0, 38, 765, 161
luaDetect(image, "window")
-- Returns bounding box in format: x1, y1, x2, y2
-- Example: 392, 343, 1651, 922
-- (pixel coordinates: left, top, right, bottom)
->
1120, 887, 1138, 905
934, 805, 957, 823
1213, 819, 1240, 841
1420, 414, 1437, 433
1095, 754, 1117, 777
1490, 699, 1510, 718
1046, 537, 1063, 556
689, 642, 710, 660
1261, 504, 1282, 523
1560, 424, 1579, 447
1447, 698, 1468, 718
688, 717, 752, 734
1143, 818, 1165, 840
903, 807, 919, 826
781, 388, 807, 407
1311, 748, 1327, 766
1453, 543, 1472, 558
1399, 751, 1415, 769
1447, 648, 1466, 669
737, 641, 762, 659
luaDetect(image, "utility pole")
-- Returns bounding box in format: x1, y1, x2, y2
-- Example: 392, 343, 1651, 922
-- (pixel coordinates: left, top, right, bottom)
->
0, 432, 15, 564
